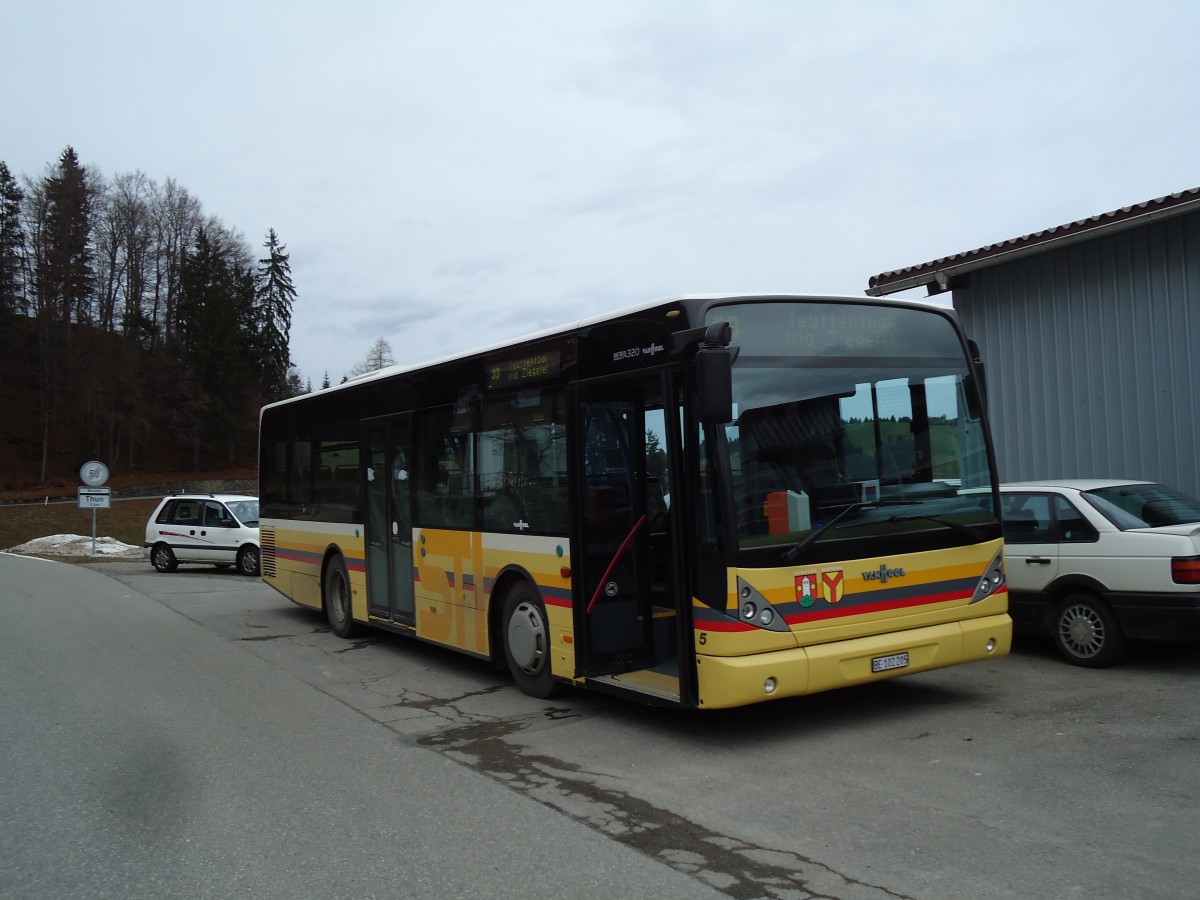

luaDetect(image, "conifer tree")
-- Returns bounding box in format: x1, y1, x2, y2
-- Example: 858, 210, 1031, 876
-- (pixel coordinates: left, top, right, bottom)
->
176, 228, 254, 464
37, 147, 94, 330
0, 161, 24, 315
23, 147, 96, 480
284, 369, 305, 397
253, 228, 296, 401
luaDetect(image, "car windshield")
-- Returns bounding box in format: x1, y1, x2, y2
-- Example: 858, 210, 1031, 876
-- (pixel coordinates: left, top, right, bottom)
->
226, 499, 260, 526
1082, 483, 1200, 529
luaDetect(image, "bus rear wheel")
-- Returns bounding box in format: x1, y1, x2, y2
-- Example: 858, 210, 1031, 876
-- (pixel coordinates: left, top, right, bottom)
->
502, 585, 561, 699
324, 556, 360, 638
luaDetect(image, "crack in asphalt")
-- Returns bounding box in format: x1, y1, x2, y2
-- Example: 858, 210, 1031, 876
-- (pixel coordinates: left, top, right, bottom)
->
378, 684, 508, 712
414, 711, 915, 900
239, 633, 295, 642
331, 638, 384, 653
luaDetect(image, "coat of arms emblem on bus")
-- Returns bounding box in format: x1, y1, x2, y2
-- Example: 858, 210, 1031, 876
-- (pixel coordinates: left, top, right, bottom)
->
796, 573, 818, 607
821, 569, 845, 604
796, 570, 846, 607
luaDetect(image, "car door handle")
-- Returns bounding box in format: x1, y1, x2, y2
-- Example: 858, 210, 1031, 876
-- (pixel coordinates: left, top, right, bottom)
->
1025, 557, 1052, 565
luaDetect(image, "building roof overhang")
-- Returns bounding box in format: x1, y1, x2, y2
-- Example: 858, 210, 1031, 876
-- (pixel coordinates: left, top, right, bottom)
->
866, 187, 1200, 298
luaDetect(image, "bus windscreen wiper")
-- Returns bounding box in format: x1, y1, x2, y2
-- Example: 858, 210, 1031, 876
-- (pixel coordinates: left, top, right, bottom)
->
888, 513, 986, 540
782, 503, 861, 562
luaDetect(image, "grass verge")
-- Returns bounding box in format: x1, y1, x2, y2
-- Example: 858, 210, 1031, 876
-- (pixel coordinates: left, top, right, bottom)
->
0, 498, 161, 551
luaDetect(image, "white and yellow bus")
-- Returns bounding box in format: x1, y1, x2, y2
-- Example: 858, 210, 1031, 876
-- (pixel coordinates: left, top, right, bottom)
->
259, 295, 1010, 708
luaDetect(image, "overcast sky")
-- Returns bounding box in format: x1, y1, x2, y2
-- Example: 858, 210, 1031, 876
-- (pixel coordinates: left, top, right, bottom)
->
5, 1, 1198, 385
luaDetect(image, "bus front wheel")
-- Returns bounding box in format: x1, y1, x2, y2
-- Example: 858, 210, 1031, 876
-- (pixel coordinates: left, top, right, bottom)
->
502, 585, 561, 698
324, 556, 360, 638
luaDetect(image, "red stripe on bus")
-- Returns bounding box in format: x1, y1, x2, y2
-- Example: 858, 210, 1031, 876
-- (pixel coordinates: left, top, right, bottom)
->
694, 584, 1008, 631
784, 588, 1001, 624
693, 618, 757, 633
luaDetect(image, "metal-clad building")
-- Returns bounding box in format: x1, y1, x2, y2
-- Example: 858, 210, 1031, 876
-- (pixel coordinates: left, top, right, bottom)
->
866, 188, 1200, 498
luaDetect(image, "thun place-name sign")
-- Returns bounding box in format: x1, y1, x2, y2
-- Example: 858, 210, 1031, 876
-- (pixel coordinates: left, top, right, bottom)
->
77, 487, 111, 509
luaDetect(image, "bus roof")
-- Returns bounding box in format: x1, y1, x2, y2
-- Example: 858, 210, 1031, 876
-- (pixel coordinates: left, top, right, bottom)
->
266, 292, 939, 411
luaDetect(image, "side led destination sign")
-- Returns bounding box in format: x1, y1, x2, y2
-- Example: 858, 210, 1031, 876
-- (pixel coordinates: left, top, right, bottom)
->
485, 348, 562, 388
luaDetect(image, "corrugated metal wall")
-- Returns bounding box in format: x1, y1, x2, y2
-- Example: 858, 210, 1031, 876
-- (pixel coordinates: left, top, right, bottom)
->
954, 211, 1200, 497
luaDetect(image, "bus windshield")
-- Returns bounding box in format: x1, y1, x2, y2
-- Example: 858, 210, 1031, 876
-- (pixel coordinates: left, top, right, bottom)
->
708, 301, 997, 553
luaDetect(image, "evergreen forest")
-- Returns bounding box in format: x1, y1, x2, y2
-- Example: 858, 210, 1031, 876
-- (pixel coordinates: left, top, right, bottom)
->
0, 147, 300, 493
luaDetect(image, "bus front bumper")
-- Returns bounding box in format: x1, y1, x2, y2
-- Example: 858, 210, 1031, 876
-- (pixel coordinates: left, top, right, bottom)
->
695, 613, 1012, 709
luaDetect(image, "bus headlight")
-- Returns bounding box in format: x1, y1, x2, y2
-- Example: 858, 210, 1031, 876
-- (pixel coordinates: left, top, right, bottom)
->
740, 600, 777, 627
969, 550, 1006, 604
735, 577, 790, 632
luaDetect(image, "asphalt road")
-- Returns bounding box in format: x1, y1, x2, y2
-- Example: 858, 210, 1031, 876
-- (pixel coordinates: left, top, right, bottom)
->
0, 554, 720, 900
3, 553, 1198, 899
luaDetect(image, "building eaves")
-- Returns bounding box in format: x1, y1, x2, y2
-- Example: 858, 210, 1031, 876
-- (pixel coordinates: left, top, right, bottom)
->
866, 187, 1200, 297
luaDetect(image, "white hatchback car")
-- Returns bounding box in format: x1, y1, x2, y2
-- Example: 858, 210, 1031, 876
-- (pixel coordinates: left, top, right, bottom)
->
144, 494, 261, 576
999, 480, 1200, 666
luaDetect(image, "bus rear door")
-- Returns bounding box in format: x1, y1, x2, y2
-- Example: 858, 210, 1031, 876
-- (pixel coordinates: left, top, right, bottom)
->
364, 416, 415, 625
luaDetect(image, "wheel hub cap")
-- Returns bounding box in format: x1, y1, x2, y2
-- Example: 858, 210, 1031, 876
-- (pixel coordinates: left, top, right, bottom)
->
507, 601, 546, 673
1062, 606, 1103, 655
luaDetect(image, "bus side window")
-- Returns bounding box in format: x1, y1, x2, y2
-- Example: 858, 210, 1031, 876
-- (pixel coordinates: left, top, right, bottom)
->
415, 406, 477, 529
479, 389, 568, 533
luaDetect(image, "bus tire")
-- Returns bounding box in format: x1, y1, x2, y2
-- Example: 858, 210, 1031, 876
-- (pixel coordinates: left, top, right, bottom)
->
324, 555, 360, 638
151, 543, 178, 573
502, 584, 561, 698
1053, 592, 1126, 667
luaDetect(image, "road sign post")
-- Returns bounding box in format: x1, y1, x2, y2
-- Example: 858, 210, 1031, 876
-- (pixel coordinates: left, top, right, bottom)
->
78, 461, 111, 556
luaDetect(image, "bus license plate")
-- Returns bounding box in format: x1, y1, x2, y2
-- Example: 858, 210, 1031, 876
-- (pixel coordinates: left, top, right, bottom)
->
872, 651, 909, 673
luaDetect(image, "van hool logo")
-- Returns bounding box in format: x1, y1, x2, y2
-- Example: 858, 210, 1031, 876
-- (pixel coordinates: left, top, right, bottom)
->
863, 563, 906, 584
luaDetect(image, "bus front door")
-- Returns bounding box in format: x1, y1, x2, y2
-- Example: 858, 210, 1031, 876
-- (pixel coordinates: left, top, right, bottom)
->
365, 417, 415, 625
576, 380, 678, 681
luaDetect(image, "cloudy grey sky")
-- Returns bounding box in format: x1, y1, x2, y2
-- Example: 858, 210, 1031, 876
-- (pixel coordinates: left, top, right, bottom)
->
5, 1, 1198, 385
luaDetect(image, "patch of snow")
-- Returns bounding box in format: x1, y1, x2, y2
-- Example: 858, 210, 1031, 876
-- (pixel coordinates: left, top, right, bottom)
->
5, 534, 146, 559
